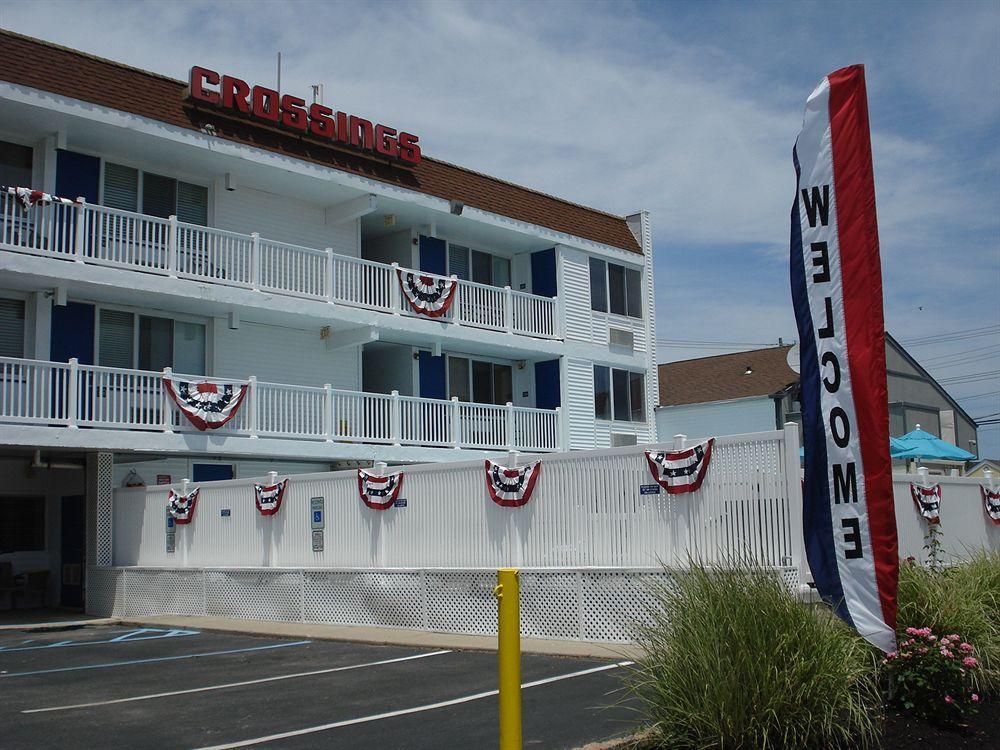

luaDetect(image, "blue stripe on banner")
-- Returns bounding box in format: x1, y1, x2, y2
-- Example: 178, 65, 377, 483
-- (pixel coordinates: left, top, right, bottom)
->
790, 146, 853, 629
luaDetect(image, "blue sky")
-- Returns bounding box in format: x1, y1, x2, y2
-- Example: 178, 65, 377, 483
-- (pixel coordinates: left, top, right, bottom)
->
1, 0, 997, 454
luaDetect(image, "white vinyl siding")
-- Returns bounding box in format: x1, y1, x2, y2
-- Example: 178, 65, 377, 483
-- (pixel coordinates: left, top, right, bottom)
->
655, 398, 776, 442
213, 321, 360, 391
561, 248, 593, 343
213, 186, 358, 257
566, 357, 597, 450
0, 298, 25, 357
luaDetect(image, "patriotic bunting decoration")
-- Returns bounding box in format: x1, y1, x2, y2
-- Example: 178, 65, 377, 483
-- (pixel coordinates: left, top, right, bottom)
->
357, 469, 404, 510
910, 483, 942, 524
167, 488, 199, 524
255, 478, 289, 516
397, 268, 458, 317
981, 486, 1000, 526
790, 64, 898, 653
3, 185, 80, 211
164, 377, 249, 431
644, 439, 714, 495
484, 459, 541, 508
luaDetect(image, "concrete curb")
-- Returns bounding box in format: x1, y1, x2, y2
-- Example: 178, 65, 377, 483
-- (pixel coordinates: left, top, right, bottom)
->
115, 614, 642, 660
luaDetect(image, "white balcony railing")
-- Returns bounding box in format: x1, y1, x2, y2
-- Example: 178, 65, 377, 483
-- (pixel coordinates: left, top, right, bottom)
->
0, 357, 563, 453
0, 190, 560, 339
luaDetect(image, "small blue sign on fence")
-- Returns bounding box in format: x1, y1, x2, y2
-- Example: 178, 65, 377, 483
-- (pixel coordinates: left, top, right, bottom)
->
640, 484, 661, 495
394, 499, 408, 508
220, 509, 231, 517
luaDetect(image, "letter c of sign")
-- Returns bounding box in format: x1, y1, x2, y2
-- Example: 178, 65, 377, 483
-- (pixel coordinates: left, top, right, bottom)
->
188, 66, 221, 105
821, 350, 841, 393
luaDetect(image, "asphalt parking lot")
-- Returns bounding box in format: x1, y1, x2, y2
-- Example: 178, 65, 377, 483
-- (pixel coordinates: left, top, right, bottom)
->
1, 624, 636, 749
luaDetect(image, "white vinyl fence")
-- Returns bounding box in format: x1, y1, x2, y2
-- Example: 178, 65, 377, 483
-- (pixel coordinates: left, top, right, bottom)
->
86, 427, 999, 642
89, 428, 803, 641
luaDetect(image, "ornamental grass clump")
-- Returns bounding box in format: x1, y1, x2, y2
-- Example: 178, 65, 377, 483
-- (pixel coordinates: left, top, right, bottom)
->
627, 560, 881, 750
883, 626, 982, 725
896, 549, 1000, 692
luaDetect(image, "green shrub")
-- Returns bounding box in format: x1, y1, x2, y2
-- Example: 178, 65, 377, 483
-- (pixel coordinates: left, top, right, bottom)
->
627, 561, 881, 750
896, 549, 1000, 692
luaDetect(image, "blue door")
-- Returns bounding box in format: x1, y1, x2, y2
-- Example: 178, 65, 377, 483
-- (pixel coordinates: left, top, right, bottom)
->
192, 464, 234, 482
535, 359, 561, 409
55, 150, 100, 203
50, 302, 95, 364
419, 235, 447, 275
418, 351, 446, 400
531, 248, 557, 298
60, 495, 86, 608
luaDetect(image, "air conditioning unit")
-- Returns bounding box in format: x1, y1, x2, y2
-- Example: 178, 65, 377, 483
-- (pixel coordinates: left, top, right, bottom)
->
611, 432, 638, 447
609, 327, 634, 350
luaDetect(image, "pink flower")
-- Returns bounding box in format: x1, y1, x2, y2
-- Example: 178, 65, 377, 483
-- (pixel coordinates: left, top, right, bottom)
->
963, 657, 978, 668
885, 652, 897, 661
940, 648, 953, 658
972, 694, 980, 702
906, 627, 919, 636
944, 695, 954, 704
918, 647, 928, 654
959, 643, 974, 654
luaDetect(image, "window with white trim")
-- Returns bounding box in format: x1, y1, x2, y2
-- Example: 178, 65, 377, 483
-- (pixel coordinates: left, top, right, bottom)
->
0, 298, 26, 358
589, 257, 642, 318
102, 163, 208, 225
447, 243, 511, 288
97, 308, 206, 374
593, 365, 645, 422
447, 355, 514, 405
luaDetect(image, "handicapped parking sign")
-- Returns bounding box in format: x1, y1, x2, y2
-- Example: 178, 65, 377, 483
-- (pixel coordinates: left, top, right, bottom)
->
310, 497, 325, 529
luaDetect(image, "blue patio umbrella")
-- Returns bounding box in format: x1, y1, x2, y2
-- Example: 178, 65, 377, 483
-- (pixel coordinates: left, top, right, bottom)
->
890, 427, 975, 462
800, 435, 956, 460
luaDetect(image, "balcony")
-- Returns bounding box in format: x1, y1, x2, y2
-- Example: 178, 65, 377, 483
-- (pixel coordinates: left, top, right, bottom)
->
0, 357, 563, 453
0, 190, 560, 340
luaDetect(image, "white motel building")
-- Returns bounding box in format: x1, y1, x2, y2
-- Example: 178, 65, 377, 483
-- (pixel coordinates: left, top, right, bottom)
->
0, 32, 656, 608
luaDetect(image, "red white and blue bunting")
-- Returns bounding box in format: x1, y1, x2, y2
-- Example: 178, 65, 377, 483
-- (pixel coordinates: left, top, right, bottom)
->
164, 377, 249, 431
3, 185, 80, 211
255, 478, 289, 516
358, 469, 404, 510
167, 488, 199, 524
644, 439, 714, 495
484, 459, 541, 508
910, 483, 942, 524
397, 269, 457, 317
981, 486, 1000, 526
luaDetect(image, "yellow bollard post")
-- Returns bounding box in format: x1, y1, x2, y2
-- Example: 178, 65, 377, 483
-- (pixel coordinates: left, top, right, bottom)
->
494, 568, 522, 750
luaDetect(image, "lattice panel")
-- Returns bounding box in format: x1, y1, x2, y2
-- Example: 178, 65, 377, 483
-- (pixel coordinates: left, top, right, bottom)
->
581, 570, 674, 642
303, 571, 424, 628
519, 570, 581, 640
85, 567, 123, 617
426, 570, 498, 635
96, 452, 115, 566
122, 568, 206, 618
205, 570, 303, 622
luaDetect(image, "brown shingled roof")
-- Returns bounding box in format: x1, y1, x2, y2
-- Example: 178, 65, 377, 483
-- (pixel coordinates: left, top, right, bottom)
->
658, 346, 798, 407
0, 30, 642, 254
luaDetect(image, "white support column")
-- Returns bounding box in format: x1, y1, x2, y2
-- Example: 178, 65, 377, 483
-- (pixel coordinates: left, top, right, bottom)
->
67, 358, 79, 428
451, 396, 461, 448
167, 215, 178, 276
324, 247, 334, 301
450, 275, 462, 326
250, 232, 260, 290
503, 286, 514, 334
323, 383, 333, 442
86, 451, 115, 569
673, 433, 686, 450
29, 291, 52, 360
782, 421, 809, 591
248, 376, 259, 438
389, 262, 403, 314
73, 199, 87, 263
390, 390, 401, 446
161, 367, 174, 433
505, 402, 515, 451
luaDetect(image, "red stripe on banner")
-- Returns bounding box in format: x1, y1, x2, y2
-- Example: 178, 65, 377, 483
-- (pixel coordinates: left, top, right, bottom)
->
827, 65, 898, 629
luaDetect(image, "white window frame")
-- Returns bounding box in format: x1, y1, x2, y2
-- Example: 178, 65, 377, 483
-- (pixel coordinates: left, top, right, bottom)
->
593, 364, 646, 423
589, 257, 644, 320
92, 302, 209, 373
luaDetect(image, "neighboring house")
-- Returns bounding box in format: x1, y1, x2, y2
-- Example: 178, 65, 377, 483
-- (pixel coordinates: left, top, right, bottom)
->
656, 335, 979, 458
0, 31, 657, 605
966, 459, 1000, 480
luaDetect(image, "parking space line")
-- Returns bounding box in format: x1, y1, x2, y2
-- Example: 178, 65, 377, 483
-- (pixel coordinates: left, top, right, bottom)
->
192, 660, 634, 750
1, 640, 311, 678
0, 628, 199, 652
23, 649, 453, 713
